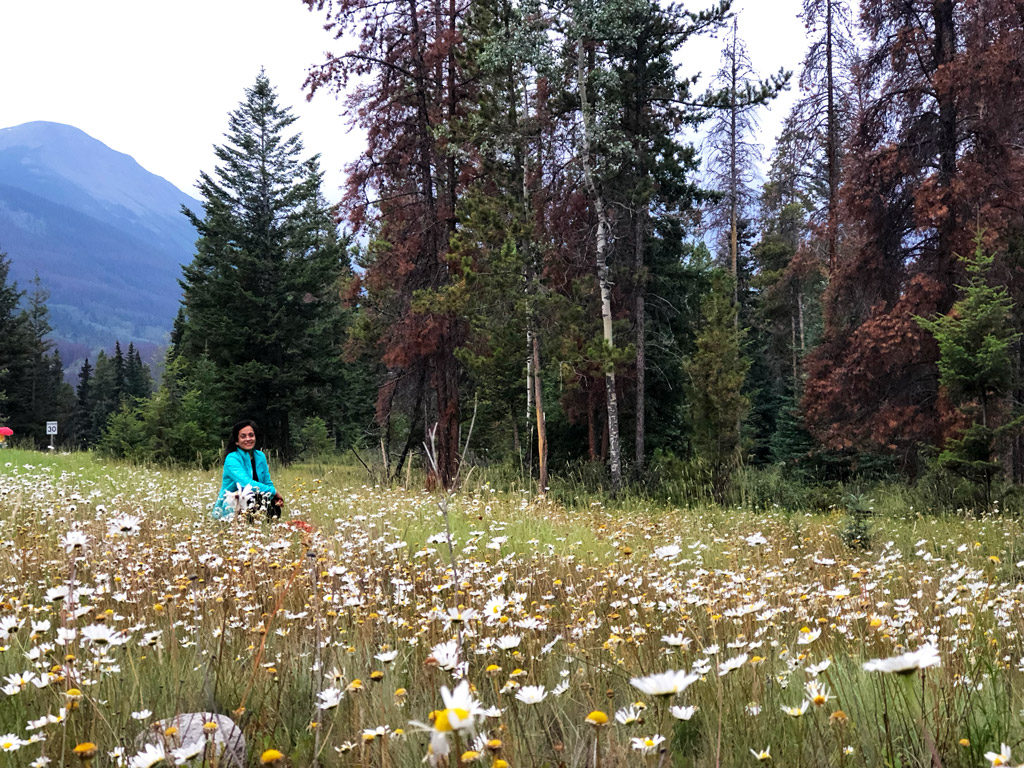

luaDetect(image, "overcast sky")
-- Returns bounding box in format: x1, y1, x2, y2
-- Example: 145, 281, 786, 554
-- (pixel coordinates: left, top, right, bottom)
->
0, 0, 806, 201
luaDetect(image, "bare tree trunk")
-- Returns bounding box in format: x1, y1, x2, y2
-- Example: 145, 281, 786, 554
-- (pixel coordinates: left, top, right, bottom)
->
532, 332, 548, 490
797, 289, 806, 353
380, 429, 391, 482
791, 314, 798, 386
578, 38, 622, 492
510, 404, 521, 465
393, 370, 426, 480
378, 380, 396, 480
588, 389, 598, 461
634, 208, 647, 473
825, 0, 839, 276
933, 0, 958, 293
526, 328, 533, 423
728, 18, 740, 317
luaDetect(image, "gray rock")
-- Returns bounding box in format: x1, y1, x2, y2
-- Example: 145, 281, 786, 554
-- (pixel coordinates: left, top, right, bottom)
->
137, 712, 245, 767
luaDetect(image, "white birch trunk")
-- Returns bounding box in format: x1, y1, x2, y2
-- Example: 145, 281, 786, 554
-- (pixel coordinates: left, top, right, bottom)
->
578, 38, 622, 492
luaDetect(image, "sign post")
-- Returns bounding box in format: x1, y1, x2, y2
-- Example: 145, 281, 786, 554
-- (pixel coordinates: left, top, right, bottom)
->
46, 421, 58, 450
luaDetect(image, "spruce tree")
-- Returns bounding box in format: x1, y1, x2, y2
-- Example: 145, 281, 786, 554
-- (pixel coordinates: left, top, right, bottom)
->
90, 351, 119, 439
685, 270, 750, 500
0, 253, 30, 426
174, 72, 349, 458
72, 358, 95, 447
124, 343, 153, 401
918, 238, 1022, 509
112, 341, 126, 402
2, 273, 73, 444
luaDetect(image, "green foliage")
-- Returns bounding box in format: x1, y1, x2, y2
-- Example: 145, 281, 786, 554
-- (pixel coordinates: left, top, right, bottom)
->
72, 341, 156, 451
143, 355, 225, 467
293, 416, 333, 461
170, 72, 360, 461
443, 189, 535, 460
769, 393, 816, 470
685, 270, 750, 499
919, 241, 1019, 409
96, 407, 150, 462
840, 492, 874, 549
0, 262, 74, 446
917, 238, 1022, 510
730, 463, 840, 513
93, 354, 224, 467
643, 240, 714, 457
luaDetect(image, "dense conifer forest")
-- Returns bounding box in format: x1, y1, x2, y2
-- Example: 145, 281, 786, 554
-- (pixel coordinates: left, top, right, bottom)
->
3, 0, 1023, 512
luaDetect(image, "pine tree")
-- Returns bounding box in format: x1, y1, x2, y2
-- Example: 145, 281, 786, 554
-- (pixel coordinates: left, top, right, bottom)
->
112, 341, 126, 402
307, 0, 473, 486
685, 270, 750, 500
124, 343, 153, 401
804, 1, 1024, 464
0, 252, 30, 426
795, 0, 856, 275
705, 18, 788, 304
90, 351, 119, 439
746, 121, 826, 462
175, 72, 350, 459
2, 274, 73, 444
72, 358, 95, 447
918, 238, 1022, 508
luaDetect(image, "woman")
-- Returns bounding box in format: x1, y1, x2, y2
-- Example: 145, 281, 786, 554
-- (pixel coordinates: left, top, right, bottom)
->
212, 420, 284, 521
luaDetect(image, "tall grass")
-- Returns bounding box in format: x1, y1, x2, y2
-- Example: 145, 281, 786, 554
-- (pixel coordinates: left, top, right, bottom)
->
0, 449, 1022, 767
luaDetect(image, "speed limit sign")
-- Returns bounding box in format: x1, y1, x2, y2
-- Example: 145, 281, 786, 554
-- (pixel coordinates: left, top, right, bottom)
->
46, 421, 58, 435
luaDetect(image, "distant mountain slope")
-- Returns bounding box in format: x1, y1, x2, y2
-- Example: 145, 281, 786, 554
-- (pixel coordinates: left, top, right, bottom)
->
0, 121, 200, 352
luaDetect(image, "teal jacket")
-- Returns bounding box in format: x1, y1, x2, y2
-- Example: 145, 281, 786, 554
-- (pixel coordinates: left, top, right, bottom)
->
211, 448, 276, 519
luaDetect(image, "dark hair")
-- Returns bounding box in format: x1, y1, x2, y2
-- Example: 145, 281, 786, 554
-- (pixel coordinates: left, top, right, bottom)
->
224, 419, 258, 459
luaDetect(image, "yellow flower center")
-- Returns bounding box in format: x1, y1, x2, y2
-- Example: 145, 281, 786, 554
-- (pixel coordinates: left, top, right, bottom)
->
434, 707, 470, 732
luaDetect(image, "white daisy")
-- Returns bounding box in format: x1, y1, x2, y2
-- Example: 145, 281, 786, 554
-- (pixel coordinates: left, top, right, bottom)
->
863, 644, 940, 674
630, 669, 700, 697
514, 685, 547, 704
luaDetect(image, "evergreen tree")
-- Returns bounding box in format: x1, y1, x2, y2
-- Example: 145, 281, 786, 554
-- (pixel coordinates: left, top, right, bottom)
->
3, 274, 73, 444
19, 276, 54, 435
307, 0, 473, 486
0, 252, 30, 426
918, 238, 1022, 508
685, 270, 750, 500
746, 123, 825, 463
794, 0, 856, 275
705, 19, 788, 303
72, 358, 95, 447
90, 351, 120, 441
804, 0, 1024, 464
124, 343, 153, 401
174, 72, 350, 459
112, 341, 127, 401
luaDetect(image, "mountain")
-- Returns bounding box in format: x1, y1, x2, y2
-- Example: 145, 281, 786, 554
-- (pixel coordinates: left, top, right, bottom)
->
0, 121, 200, 358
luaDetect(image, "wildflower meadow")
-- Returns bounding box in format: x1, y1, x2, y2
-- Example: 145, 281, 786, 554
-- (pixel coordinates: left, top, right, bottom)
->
1, 449, 1022, 767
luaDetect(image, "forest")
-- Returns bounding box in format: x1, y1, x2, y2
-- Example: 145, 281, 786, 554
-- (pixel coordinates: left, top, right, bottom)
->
2, 0, 1023, 513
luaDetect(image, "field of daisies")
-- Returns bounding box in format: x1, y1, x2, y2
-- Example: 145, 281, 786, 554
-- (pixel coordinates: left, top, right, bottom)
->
1, 449, 1023, 768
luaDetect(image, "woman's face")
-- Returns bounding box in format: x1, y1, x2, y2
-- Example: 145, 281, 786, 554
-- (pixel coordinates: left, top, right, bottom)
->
237, 426, 257, 451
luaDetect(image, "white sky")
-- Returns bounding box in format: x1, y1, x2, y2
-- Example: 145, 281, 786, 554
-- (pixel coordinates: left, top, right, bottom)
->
0, 0, 807, 201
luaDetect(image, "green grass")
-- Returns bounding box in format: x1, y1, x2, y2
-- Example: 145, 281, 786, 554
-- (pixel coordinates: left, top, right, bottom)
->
0, 449, 1022, 767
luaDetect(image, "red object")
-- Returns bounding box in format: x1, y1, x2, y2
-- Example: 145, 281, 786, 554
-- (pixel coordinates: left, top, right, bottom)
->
282, 520, 315, 534
0, 427, 13, 436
